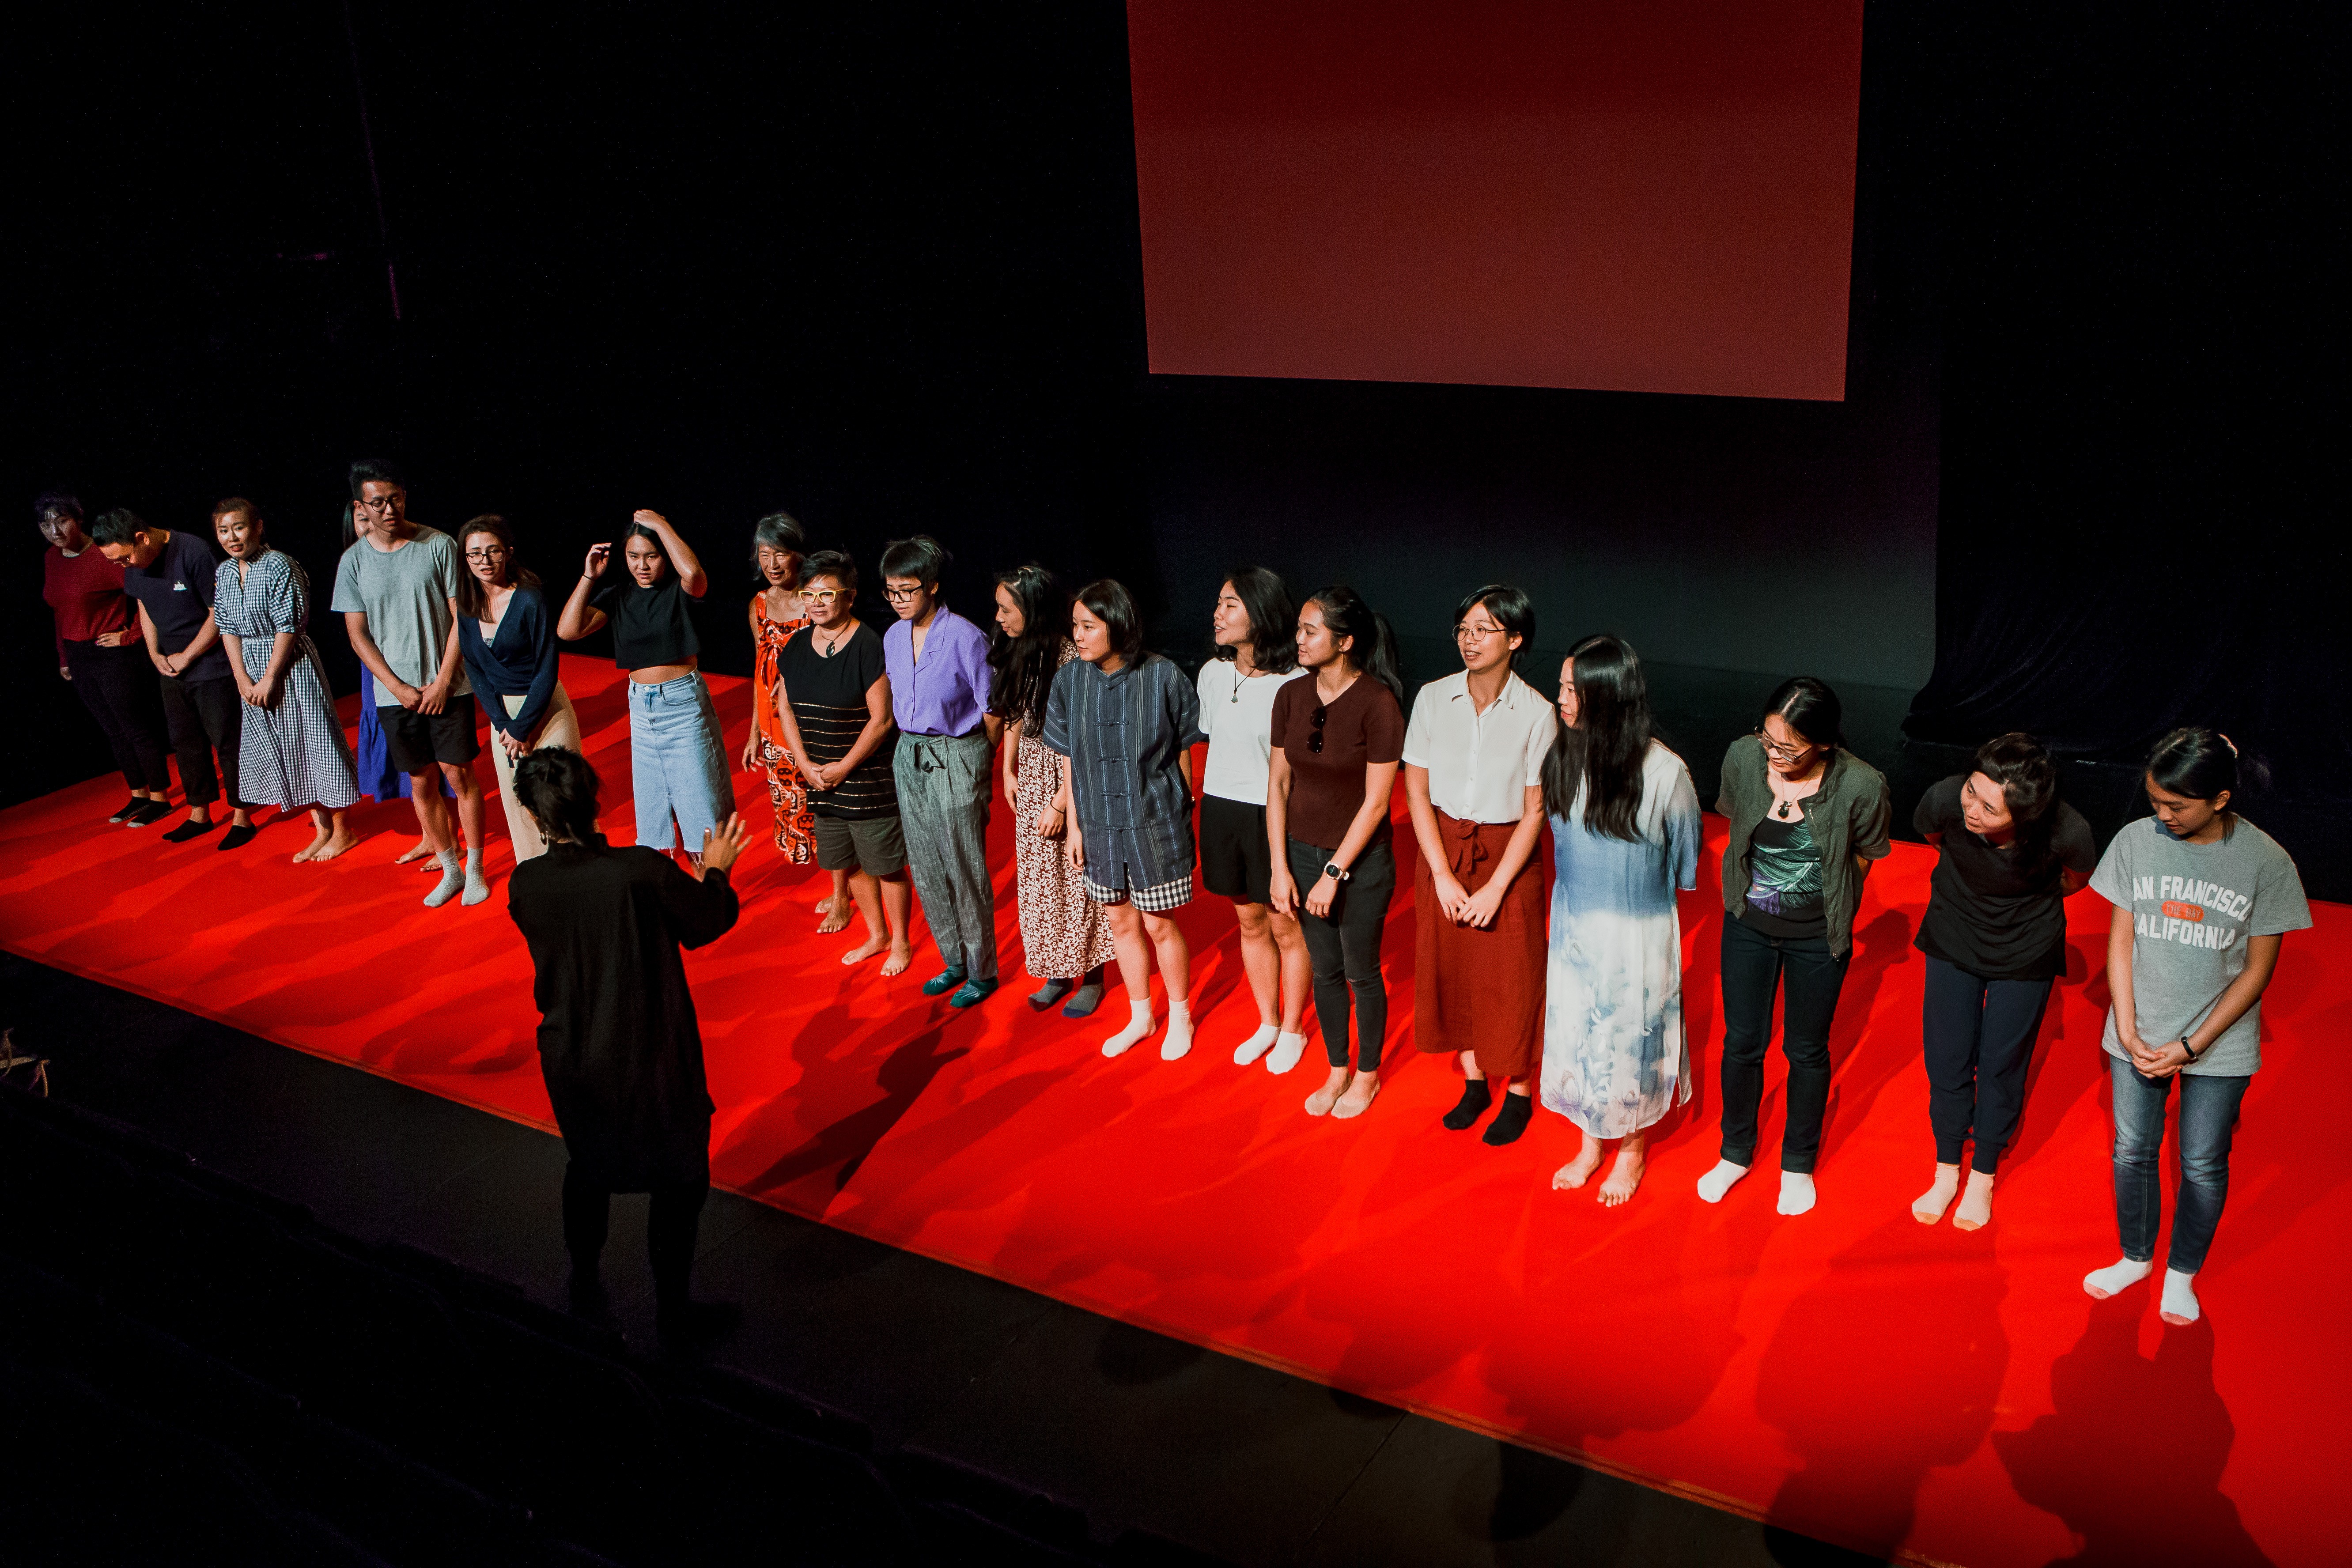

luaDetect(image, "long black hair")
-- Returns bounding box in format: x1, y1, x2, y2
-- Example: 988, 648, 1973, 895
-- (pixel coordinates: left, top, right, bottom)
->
453, 514, 542, 620
988, 563, 1070, 733
1217, 566, 1298, 674
1303, 585, 1403, 707
1971, 732, 2061, 865
1543, 634, 1654, 841
2147, 726, 2265, 804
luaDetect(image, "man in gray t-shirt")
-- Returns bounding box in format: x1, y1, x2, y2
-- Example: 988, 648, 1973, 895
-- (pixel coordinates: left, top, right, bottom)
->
2091, 814, 2311, 1076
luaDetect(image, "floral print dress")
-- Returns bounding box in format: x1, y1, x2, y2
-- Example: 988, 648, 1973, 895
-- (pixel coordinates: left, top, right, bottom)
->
1014, 643, 1116, 979
751, 595, 815, 864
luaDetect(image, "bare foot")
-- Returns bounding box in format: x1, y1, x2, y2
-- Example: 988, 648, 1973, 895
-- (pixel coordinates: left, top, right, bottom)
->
1551, 1138, 1603, 1190
1951, 1169, 1996, 1232
395, 835, 434, 866
1305, 1066, 1352, 1116
292, 826, 332, 863
1913, 1163, 1963, 1224
840, 933, 889, 967
1598, 1147, 1647, 1206
1331, 1072, 1380, 1119
816, 897, 837, 915
816, 897, 851, 935
309, 829, 360, 863
879, 943, 913, 978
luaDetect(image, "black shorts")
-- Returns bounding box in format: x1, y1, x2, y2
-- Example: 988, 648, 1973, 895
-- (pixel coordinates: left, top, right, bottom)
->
814, 812, 907, 876
379, 697, 481, 772
1198, 794, 1274, 904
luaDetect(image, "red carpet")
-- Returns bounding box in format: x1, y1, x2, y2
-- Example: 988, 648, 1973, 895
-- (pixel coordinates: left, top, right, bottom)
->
4, 655, 2342, 1566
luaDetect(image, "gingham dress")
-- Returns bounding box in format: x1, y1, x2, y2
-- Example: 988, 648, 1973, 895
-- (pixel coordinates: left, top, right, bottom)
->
214, 551, 360, 810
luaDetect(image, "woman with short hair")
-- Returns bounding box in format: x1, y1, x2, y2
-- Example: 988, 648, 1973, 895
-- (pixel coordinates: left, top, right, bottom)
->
743, 512, 828, 895
38, 489, 172, 826
456, 514, 582, 864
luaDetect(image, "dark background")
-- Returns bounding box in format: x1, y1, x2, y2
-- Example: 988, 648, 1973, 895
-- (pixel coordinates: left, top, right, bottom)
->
9, 3, 2344, 886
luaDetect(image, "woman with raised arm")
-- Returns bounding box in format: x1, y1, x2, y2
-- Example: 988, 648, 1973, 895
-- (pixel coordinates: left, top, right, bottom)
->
743, 512, 829, 906
1045, 579, 1201, 1060
1698, 677, 1891, 1216
559, 509, 730, 869
1267, 586, 1407, 1118
456, 515, 582, 864
2082, 729, 2310, 1328
991, 563, 1112, 1016
1540, 635, 1702, 1206
1196, 569, 1311, 1069
210, 500, 361, 862
1909, 732, 2099, 1231
1403, 585, 1554, 1145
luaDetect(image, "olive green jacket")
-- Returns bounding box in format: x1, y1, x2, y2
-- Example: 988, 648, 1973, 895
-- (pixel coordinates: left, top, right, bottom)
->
1715, 736, 1892, 957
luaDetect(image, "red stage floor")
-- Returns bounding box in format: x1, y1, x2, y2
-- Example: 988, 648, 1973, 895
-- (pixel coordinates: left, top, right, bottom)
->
3, 656, 2341, 1566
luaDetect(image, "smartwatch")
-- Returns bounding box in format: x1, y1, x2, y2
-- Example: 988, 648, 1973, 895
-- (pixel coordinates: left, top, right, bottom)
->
1322, 862, 1350, 883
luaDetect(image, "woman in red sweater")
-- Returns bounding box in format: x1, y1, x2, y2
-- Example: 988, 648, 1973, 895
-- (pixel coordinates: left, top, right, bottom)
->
39, 489, 172, 824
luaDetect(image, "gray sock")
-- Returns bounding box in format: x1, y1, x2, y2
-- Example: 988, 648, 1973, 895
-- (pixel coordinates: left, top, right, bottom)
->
461, 848, 490, 907
424, 849, 465, 908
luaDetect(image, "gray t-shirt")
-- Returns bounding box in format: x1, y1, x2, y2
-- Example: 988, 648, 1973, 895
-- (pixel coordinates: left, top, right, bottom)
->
2091, 815, 2311, 1076
330, 528, 469, 698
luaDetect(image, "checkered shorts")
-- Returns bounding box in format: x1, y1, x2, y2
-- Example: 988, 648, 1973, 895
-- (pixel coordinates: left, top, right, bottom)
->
1084, 869, 1194, 913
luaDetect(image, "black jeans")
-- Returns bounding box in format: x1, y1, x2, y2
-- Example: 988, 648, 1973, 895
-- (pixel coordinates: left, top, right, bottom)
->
160, 673, 243, 808
1717, 916, 1850, 1174
1920, 954, 2053, 1175
560, 1160, 709, 1310
1288, 837, 1396, 1072
2110, 1053, 2249, 1275
62, 639, 170, 793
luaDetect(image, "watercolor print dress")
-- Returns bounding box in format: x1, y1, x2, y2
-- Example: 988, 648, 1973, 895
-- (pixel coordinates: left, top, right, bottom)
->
1538, 740, 1702, 1138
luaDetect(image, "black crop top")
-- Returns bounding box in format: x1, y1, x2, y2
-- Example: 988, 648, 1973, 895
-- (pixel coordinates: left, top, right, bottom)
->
591, 576, 700, 670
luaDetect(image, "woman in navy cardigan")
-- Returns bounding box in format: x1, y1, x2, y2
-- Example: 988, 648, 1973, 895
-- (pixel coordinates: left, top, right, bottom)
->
456, 515, 584, 862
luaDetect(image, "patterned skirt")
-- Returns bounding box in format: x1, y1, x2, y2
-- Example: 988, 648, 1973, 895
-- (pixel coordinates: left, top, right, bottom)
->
756, 735, 817, 865
1013, 733, 1115, 979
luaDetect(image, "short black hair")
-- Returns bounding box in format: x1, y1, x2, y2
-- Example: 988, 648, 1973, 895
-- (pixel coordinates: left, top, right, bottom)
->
512, 746, 601, 843
878, 534, 949, 588
348, 458, 408, 499
1220, 566, 1298, 674
1453, 583, 1535, 668
90, 508, 148, 548
35, 489, 84, 527
1074, 578, 1145, 665
1763, 676, 1845, 750
800, 549, 859, 594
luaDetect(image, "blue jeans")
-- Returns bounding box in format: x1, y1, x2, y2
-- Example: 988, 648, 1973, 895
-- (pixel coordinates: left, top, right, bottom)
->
627, 673, 731, 852
2110, 1052, 2249, 1276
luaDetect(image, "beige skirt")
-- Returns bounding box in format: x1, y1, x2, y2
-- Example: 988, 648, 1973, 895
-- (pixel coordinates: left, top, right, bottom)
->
491, 685, 583, 861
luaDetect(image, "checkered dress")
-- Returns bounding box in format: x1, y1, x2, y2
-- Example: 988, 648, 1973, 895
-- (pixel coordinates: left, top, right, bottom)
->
214, 551, 360, 810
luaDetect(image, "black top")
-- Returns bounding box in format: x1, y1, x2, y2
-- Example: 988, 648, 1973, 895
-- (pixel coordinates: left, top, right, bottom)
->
591, 575, 699, 670
456, 585, 560, 738
506, 840, 740, 1189
121, 530, 230, 681
1913, 774, 2099, 980
1736, 812, 1828, 941
779, 623, 897, 820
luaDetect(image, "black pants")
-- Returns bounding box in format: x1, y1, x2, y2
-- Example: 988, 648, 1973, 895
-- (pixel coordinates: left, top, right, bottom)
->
1288, 837, 1396, 1072
560, 1160, 708, 1309
1920, 954, 2053, 1175
62, 639, 170, 793
1718, 916, 1851, 1174
161, 673, 243, 808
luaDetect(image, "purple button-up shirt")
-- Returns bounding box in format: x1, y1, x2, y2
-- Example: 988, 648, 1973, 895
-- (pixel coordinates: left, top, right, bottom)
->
881, 606, 993, 737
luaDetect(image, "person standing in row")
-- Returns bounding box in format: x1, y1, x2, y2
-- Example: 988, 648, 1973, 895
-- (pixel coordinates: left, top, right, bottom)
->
211, 500, 361, 861
771, 552, 913, 975
560, 510, 730, 871
1196, 569, 1310, 1070
1910, 732, 2098, 1231
1698, 677, 1892, 1216
991, 564, 1112, 1016
342, 500, 446, 870
1268, 586, 1407, 1118
743, 513, 828, 903
334, 460, 490, 907
456, 516, 582, 863
504, 745, 747, 1349
2084, 729, 2308, 1327
1542, 635, 1702, 1205
1047, 579, 1200, 1059
1403, 585, 1554, 1145
93, 508, 255, 847
880, 536, 1001, 1009
38, 489, 172, 827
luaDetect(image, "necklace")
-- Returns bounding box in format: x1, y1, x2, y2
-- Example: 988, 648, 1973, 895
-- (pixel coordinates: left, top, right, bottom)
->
1776, 797, 1794, 820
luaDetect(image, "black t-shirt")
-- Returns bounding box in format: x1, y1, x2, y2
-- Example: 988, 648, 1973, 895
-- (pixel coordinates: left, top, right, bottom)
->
121, 530, 230, 681
1736, 812, 1828, 941
591, 576, 699, 670
1913, 774, 2099, 980
778, 623, 896, 820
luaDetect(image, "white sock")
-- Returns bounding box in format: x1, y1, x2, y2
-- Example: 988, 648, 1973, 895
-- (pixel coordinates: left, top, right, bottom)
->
1777, 1171, 1817, 1217
1231, 1024, 1280, 1067
1102, 1000, 1154, 1058
461, 848, 490, 907
1266, 1031, 1309, 1075
1695, 1160, 1749, 1204
424, 849, 465, 908
2084, 1257, 2153, 1300
2161, 1268, 2202, 1324
1160, 1001, 1194, 1061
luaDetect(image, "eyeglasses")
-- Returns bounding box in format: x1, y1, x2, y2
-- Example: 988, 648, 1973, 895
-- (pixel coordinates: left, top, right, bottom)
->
1755, 729, 1813, 762
882, 585, 923, 601
1308, 704, 1328, 755
1454, 622, 1504, 642
464, 546, 507, 561
355, 496, 402, 512
803, 588, 843, 604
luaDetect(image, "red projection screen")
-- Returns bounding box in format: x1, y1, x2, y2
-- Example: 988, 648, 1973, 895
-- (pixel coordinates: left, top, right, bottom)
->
1127, 1, 1865, 401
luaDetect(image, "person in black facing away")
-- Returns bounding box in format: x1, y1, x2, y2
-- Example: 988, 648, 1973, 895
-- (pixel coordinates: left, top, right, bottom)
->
505, 746, 749, 1348
1911, 732, 2098, 1232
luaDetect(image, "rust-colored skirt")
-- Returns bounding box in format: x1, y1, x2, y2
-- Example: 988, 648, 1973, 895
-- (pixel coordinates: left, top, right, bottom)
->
1414, 810, 1546, 1079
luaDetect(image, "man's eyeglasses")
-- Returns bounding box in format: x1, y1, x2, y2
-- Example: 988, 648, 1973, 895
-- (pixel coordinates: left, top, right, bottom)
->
1308, 704, 1329, 755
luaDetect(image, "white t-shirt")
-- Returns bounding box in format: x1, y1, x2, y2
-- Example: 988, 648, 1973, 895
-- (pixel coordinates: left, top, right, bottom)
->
1195, 658, 1305, 805
1400, 669, 1556, 824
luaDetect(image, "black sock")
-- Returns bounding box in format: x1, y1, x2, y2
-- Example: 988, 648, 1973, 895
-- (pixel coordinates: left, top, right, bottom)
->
1482, 1091, 1534, 1146
218, 824, 259, 851
162, 817, 219, 843
108, 797, 143, 824
1028, 977, 1074, 1011
1442, 1079, 1493, 1130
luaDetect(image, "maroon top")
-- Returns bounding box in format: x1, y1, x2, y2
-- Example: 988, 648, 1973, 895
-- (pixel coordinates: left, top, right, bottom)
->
1271, 672, 1405, 851
43, 545, 136, 663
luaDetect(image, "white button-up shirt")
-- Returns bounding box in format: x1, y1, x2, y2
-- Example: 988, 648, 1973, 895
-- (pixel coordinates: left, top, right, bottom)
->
1400, 669, 1557, 824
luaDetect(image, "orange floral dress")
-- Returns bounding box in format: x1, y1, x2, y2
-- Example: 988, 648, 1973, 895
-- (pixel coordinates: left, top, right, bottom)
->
751, 595, 816, 864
